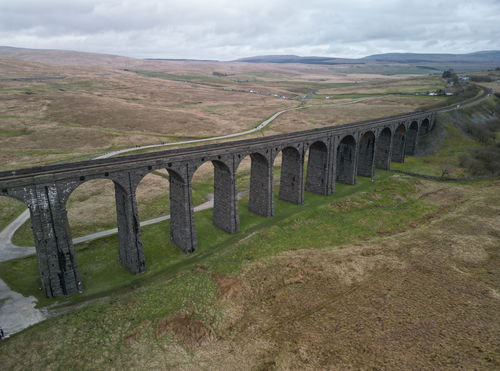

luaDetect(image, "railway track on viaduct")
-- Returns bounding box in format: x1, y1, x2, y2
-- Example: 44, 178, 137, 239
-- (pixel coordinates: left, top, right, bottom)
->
0, 84, 492, 298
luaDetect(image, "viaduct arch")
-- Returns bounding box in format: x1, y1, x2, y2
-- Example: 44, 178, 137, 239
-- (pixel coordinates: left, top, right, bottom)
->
0, 111, 435, 297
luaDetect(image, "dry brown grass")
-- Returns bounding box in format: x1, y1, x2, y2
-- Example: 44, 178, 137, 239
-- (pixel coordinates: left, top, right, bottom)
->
1, 177, 499, 369
155, 315, 216, 350
265, 95, 443, 135
480, 81, 500, 93
54, 171, 171, 237
318, 75, 446, 94
0, 57, 443, 171
0, 47, 141, 68
118, 180, 499, 370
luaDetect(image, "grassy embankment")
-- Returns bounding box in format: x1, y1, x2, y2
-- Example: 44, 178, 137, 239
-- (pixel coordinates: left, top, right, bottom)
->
1, 173, 498, 368
0, 197, 26, 231
391, 96, 500, 177
1, 171, 436, 307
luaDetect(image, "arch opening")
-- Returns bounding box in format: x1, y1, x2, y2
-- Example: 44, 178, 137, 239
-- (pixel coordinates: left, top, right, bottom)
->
420, 118, 430, 134
416, 118, 432, 153
63, 178, 128, 286
235, 154, 252, 223
135, 169, 172, 257
305, 141, 330, 195
66, 179, 119, 240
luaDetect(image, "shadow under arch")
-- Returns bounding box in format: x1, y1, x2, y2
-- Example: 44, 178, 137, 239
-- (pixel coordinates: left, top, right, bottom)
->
420, 118, 430, 134
62, 177, 145, 292
405, 121, 419, 156
392, 124, 407, 163
133, 169, 172, 260
337, 135, 357, 185
357, 131, 376, 178
375, 127, 392, 170
135, 169, 170, 225
305, 140, 331, 195
64, 174, 146, 274
416, 117, 433, 151
65, 177, 118, 237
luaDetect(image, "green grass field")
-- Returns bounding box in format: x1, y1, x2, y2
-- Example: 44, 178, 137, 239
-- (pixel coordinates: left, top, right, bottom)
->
0, 171, 437, 307
391, 120, 479, 176
0, 170, 471, 370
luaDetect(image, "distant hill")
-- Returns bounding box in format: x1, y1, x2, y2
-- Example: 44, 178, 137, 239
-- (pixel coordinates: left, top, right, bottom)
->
2, 46, 499, 73
235, 55, 363, 65
362, 51, 500, 63
144, 58, 218, 62
0, 46, 141, 67
235, 51, 500, 65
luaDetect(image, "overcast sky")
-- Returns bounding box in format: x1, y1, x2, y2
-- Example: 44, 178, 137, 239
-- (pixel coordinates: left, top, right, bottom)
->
1, 0, 499, 60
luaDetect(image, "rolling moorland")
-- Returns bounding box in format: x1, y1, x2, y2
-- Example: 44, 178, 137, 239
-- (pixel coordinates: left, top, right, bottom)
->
0, 47, 499, 369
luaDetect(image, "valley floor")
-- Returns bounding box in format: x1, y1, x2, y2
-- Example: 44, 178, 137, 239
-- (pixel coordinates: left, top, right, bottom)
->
0, 176, 498, 370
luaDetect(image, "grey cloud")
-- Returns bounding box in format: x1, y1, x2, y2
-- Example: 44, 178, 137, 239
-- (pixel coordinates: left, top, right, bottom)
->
0, 0, 499, 59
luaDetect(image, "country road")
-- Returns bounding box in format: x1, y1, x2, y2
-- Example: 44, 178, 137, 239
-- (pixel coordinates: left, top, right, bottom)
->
0, 95, 378, 258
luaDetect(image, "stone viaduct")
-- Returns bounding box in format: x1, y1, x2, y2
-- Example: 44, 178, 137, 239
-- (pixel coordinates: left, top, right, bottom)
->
0, 111, 435, 298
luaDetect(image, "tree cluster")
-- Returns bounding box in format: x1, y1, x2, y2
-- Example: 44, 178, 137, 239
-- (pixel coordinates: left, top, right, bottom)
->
442, 70, 459, 83
460, 143, 500, 176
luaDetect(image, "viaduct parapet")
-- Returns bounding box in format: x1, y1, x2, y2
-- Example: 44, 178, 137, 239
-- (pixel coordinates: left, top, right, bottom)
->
0, 111, 435, 297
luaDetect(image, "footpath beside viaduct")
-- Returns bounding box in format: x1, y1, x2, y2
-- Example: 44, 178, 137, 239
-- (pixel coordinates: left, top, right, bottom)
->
0, 110, 435, 297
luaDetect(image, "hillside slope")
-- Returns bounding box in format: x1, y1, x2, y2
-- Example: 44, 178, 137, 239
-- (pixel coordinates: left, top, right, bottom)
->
0, 46, 141, 67
362, 50, 500, 63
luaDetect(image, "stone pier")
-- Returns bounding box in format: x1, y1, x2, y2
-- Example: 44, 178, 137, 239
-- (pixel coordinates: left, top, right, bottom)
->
168, 166, 197, 253
28, 184, 80, 298
279, 146, 305, 204
114, 177, 146, 274
213, 160, 240, 233
249, 152, 274, 217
